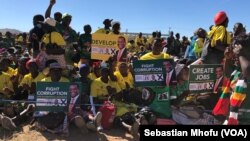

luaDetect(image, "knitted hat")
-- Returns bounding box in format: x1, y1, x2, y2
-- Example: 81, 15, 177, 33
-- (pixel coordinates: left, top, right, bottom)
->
214, 11, 227, 25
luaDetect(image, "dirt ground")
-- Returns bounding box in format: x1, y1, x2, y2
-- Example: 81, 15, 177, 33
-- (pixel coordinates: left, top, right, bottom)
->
0, 125, 139, 141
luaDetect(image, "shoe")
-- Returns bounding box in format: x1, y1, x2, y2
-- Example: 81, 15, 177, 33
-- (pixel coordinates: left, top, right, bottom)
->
86, 121, 97, 132
1, 115, 17, 130
94, 112, 103, 132
97, 126, 103, 132
74, 116, 88, 134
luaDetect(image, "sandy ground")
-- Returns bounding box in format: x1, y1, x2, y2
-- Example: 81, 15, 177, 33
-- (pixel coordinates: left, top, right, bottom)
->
0, 125, 139, 141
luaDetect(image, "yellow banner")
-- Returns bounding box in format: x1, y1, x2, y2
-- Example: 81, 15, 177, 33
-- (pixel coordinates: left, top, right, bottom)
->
91, 33, 128, 60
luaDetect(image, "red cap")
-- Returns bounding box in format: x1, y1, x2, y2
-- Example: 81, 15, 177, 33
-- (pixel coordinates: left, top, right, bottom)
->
26, 59, 37, 70
214, 11, 227, 25
92, 61, 101, 68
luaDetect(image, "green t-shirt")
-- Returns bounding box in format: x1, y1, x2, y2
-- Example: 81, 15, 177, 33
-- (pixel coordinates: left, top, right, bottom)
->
143, 86, 171, 118
176, 81, 189, 97
56, 23, 78, 43
78, 34, 92, 50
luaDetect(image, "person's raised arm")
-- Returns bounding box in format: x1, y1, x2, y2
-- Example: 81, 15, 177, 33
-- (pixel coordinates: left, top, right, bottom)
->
45, 0, 56, 18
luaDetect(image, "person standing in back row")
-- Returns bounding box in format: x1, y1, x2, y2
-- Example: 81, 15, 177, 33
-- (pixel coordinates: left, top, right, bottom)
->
95, 19, 113, 34
201, 11, 231, 64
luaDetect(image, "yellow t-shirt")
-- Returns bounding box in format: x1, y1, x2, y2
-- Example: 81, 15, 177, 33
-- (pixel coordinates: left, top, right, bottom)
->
135, 37, 144, 46
126, 43, 137, 53
112, 100, 137, 117
194, 38, 204, 53
108, 32, 124, 35
208, 25, 231, 47
5, 67, 17, 76
140, 52, 171, 60
17, 36, 23, 42
20, 73, 46, 87
13, 68, 25, 83
114, 71, 134, 90
41, 77, 69, 82
147, 36, 154, 46
0, 72, 13, 96
42, 32, 66, 46
90, 78, 121, 98
94, 28, 110, 34
88, 73, 98, 81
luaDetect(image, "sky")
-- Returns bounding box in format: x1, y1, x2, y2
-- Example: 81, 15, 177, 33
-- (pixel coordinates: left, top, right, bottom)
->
0, 0, 249, 38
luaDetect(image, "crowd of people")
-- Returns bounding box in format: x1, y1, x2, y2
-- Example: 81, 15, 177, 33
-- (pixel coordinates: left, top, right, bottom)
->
1, 0, 250, 138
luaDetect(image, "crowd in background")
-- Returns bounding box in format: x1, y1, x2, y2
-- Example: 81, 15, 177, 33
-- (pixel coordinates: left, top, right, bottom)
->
1, 0, 250, 138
